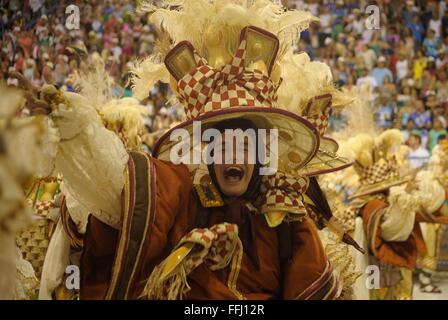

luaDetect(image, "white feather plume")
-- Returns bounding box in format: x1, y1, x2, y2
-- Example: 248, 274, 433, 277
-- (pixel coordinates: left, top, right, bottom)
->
73, 53, 115, 111
129, 56, 170, 101
138, 0, 319, 61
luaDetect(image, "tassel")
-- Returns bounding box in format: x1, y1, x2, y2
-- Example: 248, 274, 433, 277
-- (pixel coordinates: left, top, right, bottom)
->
141, 261, 191, 300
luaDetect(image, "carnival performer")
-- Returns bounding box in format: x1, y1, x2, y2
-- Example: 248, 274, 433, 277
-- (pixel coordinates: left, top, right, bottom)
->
0, 84, 51, 300
336, 129, 448, 300
417, 138, 448, 293
13, 1, 360, 300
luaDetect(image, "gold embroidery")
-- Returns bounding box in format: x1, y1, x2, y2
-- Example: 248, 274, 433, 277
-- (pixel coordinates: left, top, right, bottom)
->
125, 153, 155, 298
226, 239, 246, 300
194, 183, 224, 208
106, 164, 131, 299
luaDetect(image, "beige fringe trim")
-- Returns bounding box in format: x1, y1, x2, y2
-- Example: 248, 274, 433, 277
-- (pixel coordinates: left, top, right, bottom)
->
141, 261, 191, 300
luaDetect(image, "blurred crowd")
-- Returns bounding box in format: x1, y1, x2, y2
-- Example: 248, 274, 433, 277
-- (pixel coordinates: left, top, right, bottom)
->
0, 0, 179, 140
1, 0, 448, 162
288, 0, 448, 167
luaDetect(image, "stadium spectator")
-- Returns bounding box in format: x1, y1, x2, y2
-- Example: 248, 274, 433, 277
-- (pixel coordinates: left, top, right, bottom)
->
407, 133, 430, 168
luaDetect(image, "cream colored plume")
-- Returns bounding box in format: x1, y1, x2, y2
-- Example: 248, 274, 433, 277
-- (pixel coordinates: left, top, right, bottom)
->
277, 50, 351, 114
343, 134, 375, 168
0, 85, 26, 118
332, 97, 378, 142
129, 56, 170, 101
139, 0, 318, 61
395, 145, 410, 167
374, 129, 404, 160
100, 98, 148, 151
0, 84, 41, 299
133, 0, 319, 98
70, 55, 148, 150
72, 53, 115, 111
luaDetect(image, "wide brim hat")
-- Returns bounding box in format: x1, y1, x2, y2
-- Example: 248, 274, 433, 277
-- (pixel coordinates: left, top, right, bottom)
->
349, 177, 409, 200
299, 136, 353, 176
152, 26, 321, 173
348, 159, 409, 200
152, 107, 321, 173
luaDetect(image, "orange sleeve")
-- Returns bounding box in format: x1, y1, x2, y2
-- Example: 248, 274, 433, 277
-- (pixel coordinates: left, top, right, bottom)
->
282, 217, 336, 300
80, 157, 196, 299
362, 199, 426, 269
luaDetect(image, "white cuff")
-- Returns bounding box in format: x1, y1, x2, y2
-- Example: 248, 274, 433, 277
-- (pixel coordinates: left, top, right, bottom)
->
381, 186, 418, 242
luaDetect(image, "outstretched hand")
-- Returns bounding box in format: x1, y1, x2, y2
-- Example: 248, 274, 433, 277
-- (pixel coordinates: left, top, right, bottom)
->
404, 168, 419, 193
8, 71, 52, 116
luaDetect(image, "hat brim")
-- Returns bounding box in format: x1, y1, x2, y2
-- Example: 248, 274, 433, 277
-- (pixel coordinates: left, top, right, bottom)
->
300, 137, 353, 176
152, 107, 320, 172
349, 177, 410, 200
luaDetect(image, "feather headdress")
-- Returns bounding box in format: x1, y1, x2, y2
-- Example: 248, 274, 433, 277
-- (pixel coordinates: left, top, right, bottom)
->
100, 98, 148, 151
131, 0, 319, 100
277, 50, 355, 116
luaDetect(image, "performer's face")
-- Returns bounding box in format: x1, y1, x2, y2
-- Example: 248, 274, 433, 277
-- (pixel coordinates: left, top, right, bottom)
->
212, 137, 255, 197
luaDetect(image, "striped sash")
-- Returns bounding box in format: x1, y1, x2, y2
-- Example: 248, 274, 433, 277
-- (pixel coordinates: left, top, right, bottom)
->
105, 151, 157, 299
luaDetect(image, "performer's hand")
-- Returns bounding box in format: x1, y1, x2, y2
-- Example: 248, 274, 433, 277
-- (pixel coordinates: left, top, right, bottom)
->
8, 71, 52, 116
405, 180, 417, 193
404, 168, 419, 193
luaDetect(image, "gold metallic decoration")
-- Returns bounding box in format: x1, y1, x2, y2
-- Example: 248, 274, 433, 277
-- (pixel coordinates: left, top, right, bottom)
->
288, 150, 302, 163
265, 211, 287, 228
243, 26, 279, 76
194, 183, 224, 208
165, 43, 198, 81
204, 27, 233, 69
160, 243, 195, 281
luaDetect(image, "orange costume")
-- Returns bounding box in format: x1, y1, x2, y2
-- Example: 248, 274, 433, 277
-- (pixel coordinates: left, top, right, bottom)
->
79, 22, 348, 299
80, 154, 336, 300
343, 131, 448, 299
36, 1, 361, 300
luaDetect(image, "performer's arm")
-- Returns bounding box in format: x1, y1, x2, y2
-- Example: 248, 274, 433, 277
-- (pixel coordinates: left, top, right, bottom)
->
39, 85, 128, 229
380, 185, 419, 242
415, 170, 447, 223
282, 218, 339, 300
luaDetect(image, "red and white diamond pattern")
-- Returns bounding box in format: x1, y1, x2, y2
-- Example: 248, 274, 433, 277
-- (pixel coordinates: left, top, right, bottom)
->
359, 160, 399, 185
27, 199, 55, 217
307, 112, 330, 137
176, 39, 278, 121
260, 171, 309, 215
304, 95, 332, 137
176, 223, 240, 273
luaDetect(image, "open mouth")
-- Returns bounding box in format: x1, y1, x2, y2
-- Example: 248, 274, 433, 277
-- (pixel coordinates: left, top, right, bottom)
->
223, 166, 245, 183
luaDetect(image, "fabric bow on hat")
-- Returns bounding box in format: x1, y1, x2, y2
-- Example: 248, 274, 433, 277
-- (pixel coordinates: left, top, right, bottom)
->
142, 223, 242, 300
171, 30, 279, 120
259, 171, 309, 226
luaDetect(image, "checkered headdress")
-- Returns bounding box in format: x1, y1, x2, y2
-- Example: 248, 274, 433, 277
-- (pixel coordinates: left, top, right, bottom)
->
154, 26, 321, 172
165, 26, 279, 120
303, 94, 332, 137
358, 159, 399, 185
